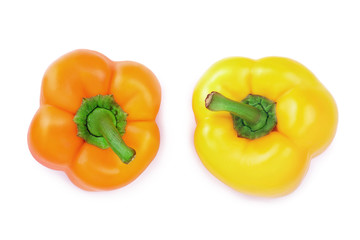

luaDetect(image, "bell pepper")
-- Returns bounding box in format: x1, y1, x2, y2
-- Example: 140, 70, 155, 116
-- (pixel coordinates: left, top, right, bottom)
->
193, 57, 338, 197
28, 49, 161, 191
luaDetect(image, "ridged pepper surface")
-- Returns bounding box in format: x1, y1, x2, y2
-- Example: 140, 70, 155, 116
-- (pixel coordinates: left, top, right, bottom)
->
193, 57, 337, 197
28, 50, 161, 191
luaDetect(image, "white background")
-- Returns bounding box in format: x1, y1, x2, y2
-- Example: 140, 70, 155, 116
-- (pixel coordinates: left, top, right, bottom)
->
1, 0, 359, 239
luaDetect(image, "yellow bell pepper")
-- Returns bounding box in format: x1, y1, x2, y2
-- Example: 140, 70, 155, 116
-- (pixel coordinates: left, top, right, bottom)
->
193, 57, 338, 197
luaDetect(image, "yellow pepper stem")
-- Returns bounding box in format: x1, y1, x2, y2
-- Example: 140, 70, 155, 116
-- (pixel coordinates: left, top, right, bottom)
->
205, 91, 261, 125
205, 91, 277, 139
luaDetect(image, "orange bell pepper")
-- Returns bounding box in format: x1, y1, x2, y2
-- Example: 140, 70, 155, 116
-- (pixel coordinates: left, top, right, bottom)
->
28, 49, 161, 191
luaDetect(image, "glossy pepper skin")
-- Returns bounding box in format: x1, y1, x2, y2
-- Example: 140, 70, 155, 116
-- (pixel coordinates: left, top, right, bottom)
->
193, 57, 337, 197
28, 50, 161, 191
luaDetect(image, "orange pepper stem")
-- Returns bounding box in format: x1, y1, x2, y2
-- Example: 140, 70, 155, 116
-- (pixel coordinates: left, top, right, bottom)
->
74, 95, 135, 164
87, 108, 136, 164
205, 91, 261, 125
205, 91, 277, 139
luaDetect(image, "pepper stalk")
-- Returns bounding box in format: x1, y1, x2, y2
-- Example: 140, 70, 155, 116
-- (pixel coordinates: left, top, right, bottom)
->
74, 95, 135, 164
205, 91, 277, 139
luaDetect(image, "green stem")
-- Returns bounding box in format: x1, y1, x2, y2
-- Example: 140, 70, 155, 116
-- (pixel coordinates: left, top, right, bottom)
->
205, 91, 261, 125
205, 91, 277, 139
87, 108, 135, 164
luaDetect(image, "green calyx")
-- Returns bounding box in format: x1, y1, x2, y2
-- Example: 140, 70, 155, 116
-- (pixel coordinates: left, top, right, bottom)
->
205, 92, 277, 140
231, 94, 277, 139
74, 95, 135, 164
